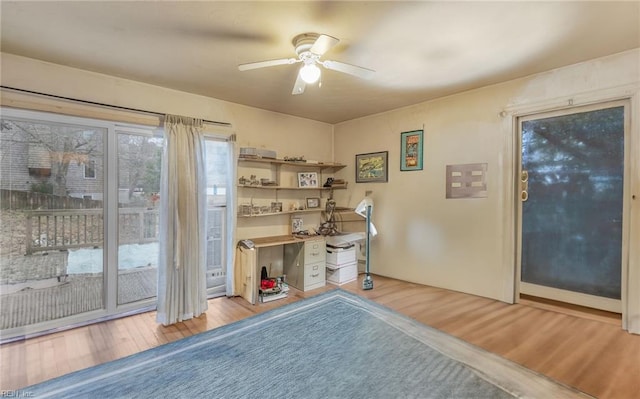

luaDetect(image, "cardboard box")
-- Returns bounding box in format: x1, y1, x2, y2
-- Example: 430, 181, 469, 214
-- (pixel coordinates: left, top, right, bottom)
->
326, 262, 357, 285
326, 247, 356, 266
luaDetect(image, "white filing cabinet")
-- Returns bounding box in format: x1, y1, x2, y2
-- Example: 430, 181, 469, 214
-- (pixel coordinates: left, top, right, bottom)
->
326, 246, 357, 285
284, 237, 326, 291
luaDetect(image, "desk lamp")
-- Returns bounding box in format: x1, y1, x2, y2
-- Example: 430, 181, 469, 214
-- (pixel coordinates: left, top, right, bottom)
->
355, 195, 377, 290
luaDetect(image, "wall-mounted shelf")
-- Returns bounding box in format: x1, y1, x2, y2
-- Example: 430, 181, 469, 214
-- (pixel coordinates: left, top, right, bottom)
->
237, 157, 346, 220
238, 157, 345, 172
237, 185, 346, 191
238, 209, 323, 218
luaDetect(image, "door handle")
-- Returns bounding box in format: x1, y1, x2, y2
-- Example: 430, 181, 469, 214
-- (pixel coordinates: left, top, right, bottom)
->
521, 170, 528, 202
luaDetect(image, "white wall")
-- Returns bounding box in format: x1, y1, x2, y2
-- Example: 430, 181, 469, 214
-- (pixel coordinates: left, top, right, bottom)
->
0, 53, 334, 241
333, 49, 640, 333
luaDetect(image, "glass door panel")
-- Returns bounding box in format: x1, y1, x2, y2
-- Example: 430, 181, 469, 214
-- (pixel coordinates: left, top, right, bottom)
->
0, 117, 105, 330
520, 105, 625, 306
116, 132, 164, 305
204, 139, 229, 295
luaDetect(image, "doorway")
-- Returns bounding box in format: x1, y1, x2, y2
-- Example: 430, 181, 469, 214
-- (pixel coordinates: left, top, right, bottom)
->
517, 101, 629, 313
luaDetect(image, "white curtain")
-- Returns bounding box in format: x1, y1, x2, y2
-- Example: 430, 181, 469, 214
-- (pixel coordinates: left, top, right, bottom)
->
157, 114, 208, 325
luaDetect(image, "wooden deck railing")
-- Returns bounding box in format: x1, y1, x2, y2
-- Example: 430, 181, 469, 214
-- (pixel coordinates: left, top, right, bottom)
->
25, 208, 159, 254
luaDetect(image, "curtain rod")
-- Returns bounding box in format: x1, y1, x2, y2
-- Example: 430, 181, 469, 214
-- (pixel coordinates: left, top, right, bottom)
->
0, 85, 232, 127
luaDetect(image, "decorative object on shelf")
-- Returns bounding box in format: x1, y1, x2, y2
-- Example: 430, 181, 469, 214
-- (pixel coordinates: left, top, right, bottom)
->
238, 175, 260, 186
355, 194, 377, 290
239, 147, 277, 159
356, 151, 388, 183
306, 197, 320, 208
284, 155, 306, 162
298, 172, 319, 187
290, 201, 302, 211
322, 178, 348, 189
239, 204, 252, 216
291, 217, 304, 234
400, 130, 424, 171
271, 202, 283, 212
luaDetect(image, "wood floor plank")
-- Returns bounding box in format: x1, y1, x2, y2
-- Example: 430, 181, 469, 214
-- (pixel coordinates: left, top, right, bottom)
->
1, 275, 638, 399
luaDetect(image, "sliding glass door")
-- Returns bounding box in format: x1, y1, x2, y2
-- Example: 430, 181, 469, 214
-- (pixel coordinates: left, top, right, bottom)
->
204, 138, 231, 297
0, 108, 234, 340
0, 111, 108, 334
0, 109, 161, 340
117, 130, 164, 305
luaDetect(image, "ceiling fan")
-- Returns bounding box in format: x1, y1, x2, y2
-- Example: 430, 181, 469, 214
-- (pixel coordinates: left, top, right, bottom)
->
238, 32, 375, 95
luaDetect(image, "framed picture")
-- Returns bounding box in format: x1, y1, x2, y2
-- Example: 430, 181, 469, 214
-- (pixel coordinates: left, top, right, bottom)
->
270, 202, 283, 213
400, 130, 423, 171
297, 172, 319, 188
291, 217, 303, 234
306, 197, 320, 208
356, 151, 388, 183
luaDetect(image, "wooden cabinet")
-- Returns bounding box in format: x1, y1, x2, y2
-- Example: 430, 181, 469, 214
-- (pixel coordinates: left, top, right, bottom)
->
283, 237, 326, 291
237, 158, 345, 218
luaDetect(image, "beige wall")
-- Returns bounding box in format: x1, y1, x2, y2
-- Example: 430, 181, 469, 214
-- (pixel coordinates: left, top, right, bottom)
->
332, 49, 640, 332
2, 50, 638, 331
0, 53, 334, 241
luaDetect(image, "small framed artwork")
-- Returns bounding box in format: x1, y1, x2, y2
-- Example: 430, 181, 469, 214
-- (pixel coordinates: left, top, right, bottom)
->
298, 172, 319, 188
306, 197, 320, 208
356, 151, 388, 183
291, 217, 303, 234
270, 202, 283, 213
400, 130, 423, 171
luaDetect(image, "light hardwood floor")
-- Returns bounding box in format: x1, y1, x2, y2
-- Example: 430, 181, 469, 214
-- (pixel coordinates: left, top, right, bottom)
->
1, 275, 638, 398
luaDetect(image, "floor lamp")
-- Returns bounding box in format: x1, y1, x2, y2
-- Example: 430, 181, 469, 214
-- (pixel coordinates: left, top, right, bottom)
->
355, 196, 377, 290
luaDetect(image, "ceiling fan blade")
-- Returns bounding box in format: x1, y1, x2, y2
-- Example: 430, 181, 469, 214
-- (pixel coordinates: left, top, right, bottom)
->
238, 58, 298, 71
292, 72, 306, 95
310, 34, 339, 56
322, 60, 375, 80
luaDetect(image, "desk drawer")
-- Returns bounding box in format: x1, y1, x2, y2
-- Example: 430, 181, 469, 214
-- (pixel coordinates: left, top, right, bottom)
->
304, 262, 326, 290
304, 239, 325, 264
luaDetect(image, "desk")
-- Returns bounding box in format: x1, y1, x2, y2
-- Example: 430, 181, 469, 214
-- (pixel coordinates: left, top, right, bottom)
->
235, 235, 326, 304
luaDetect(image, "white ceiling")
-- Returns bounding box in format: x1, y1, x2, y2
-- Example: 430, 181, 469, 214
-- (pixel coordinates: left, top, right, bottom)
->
1, 1, 638, 124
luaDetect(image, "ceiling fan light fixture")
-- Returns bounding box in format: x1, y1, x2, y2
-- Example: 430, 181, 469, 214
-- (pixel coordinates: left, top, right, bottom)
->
299, 63, 321, 84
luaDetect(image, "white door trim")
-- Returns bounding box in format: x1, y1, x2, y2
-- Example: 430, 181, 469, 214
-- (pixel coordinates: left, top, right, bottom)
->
499, 83, 640, 334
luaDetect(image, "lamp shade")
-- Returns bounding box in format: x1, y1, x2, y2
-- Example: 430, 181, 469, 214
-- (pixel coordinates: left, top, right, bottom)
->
355, 197, 378, 237
354, 197, 373, 216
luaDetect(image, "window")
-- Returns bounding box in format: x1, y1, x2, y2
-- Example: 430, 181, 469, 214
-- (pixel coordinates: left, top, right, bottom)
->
1, 110, 107, 337
1, 106, 234, 341
0, 108, 160, 340
84, 159, 96, 179
117, 130, 164, 305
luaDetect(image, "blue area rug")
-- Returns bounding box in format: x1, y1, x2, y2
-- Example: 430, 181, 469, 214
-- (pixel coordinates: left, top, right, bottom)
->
24, 290, 588, 398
